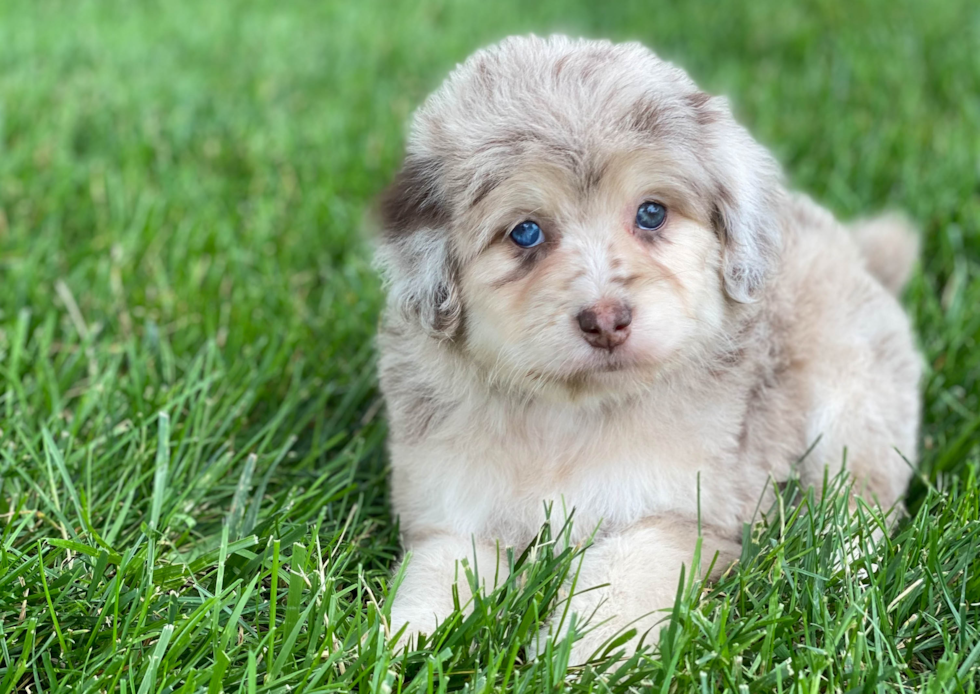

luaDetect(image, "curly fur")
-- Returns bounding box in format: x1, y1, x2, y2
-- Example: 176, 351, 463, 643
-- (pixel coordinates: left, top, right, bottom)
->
374, 35, 922, 662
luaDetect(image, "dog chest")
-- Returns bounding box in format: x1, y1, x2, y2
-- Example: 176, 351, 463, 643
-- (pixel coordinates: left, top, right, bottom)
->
392, 394, 749, 546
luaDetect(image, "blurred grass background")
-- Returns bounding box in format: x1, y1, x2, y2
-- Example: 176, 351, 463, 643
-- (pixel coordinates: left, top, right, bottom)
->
0, 0, 978, 690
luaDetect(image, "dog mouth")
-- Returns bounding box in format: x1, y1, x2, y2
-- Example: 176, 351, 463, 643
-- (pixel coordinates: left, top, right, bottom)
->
572, 345, 631, 370
542, 347, 639, 382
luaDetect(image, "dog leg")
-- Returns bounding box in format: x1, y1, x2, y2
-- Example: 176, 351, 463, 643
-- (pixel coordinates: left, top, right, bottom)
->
389, 533, 506, 651
541, 518, 739, 665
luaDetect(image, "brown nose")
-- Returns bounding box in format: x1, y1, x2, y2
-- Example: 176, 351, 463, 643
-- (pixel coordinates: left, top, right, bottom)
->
576, 301, 632, 350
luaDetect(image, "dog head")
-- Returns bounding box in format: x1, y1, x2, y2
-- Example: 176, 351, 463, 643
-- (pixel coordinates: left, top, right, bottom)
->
377, 35, 782, 395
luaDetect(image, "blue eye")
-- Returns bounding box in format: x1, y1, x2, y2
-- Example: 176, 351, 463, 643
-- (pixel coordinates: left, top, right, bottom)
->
636, 202, 667, 230
509, 220, 544, 248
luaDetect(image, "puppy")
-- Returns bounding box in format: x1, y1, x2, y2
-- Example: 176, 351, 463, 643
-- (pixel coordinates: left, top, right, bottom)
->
375, 35, 921, 662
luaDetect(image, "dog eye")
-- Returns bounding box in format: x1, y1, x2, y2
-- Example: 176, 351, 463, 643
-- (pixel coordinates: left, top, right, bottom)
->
636, 202, 667, 231
509, 221, 544, 248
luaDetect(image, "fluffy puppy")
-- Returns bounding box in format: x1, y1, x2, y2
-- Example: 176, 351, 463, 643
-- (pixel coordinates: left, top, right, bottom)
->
375, 35, 921, 662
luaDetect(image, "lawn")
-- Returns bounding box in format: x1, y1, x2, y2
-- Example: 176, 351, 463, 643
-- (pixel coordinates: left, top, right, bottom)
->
0, 0, 978, 691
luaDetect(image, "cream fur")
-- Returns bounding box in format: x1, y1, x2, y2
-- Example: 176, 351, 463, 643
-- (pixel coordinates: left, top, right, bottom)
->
375, 35, 922, 663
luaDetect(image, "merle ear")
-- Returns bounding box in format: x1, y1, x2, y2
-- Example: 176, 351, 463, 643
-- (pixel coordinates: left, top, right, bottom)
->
375, 156, 463, 339
688, 93, 783, 302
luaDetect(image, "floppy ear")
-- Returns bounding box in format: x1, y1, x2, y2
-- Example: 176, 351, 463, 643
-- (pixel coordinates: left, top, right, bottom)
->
689, 93, 784, 303
374, 156, 463, 339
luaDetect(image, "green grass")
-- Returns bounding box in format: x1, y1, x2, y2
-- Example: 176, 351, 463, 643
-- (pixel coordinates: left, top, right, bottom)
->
0, 0, 978, 691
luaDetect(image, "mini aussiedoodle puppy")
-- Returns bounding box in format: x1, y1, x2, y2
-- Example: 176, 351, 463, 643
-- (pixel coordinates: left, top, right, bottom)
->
374, 35, 921, 661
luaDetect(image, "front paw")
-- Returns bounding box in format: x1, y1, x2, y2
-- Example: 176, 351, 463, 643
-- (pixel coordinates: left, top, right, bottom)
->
389, 608, 439, 653
530, 611, 664, 665
568, 625, 652, 665
526, 616, 613, 665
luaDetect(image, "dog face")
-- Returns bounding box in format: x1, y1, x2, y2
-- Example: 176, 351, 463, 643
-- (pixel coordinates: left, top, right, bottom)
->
377, 36, 783, 395
456, 150, 730, 392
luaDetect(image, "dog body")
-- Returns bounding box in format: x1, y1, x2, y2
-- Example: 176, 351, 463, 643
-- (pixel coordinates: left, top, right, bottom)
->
376, 36, 921, 660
